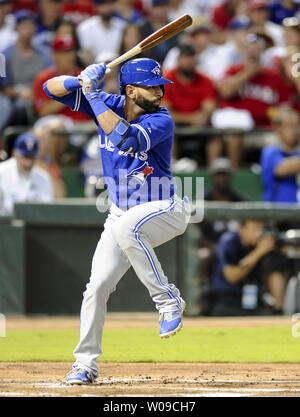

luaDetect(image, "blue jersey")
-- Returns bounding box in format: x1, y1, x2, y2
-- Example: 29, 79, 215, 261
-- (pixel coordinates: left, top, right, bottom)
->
49, 88, 176, 208
260, 145, 300, 203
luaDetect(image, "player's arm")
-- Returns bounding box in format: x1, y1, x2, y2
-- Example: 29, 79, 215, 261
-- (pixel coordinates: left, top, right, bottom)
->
76, 63, 152, 154
45, 75, 78, 98
43, 73, 97, 120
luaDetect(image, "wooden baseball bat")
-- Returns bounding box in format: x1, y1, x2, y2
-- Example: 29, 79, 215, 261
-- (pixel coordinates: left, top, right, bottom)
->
106, 14, 193, 70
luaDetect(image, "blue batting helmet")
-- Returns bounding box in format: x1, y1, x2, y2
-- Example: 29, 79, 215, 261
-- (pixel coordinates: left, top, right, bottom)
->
118, 58, 172, 94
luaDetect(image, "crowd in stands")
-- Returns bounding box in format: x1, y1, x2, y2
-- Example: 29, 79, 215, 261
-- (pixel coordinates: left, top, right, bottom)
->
1, 0, 300, 316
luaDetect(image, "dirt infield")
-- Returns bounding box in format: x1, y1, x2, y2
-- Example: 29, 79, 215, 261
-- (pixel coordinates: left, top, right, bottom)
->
1, 314, 300, 397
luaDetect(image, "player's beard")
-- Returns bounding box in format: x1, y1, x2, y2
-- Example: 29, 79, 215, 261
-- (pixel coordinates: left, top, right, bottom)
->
135, 92, 161, 113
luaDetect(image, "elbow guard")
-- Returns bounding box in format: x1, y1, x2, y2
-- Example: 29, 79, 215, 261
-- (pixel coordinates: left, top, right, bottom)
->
108, 119, 148, 154
43, 81, 56, 99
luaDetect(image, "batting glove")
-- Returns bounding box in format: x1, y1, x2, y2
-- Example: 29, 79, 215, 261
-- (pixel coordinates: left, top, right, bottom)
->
78, 63, 110, 94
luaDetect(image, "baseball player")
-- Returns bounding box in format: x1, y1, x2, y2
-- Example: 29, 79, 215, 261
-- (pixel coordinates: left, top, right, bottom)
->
43, 58, 191, 385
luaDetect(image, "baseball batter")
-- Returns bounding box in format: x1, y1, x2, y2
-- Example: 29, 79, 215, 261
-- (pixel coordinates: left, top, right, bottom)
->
43, 58, 191, 385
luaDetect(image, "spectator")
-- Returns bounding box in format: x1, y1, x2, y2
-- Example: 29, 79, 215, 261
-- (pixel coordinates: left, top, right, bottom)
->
206, 15, 252, 80
200, 158, 247, 247
260, 108, 300, 203
163, 19, 222, 80
138, 0, 179, 64
33, 115, 73, 198
62, 0, 97, 26
12, 0, 37, 13
1, 10, 46, 127
271, 46, 300, 118
95, 51, 119, 94
283, 16, 300, 46
247, 0, 284, 47
76, 0, 126, 65
0, 132, 53, 215
268, 0, 300, 25
55, 18, 85, 69
80, 135, 104, 198
0, 0, 17, 53
33, 34, 90, 123
212, 33, 289, 168
114, 0, 144, 23
264, 16, 300, 69
119, 23, 142, 55
212, 0, 245, 31
198, 157, 248, 314
32, 0, 63, 67
210, 218, 289, 316
167, 0, 225, 21
162, 43, 217, 163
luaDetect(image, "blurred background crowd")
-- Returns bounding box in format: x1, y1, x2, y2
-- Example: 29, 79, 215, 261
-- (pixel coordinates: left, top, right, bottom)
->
2, 0, 300, 317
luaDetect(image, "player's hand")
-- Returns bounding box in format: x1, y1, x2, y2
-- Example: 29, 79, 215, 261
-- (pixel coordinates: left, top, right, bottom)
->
78, 63, 110, 94
256, 234, 276, 256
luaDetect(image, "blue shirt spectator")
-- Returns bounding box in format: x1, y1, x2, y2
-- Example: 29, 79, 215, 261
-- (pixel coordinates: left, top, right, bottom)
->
210, 219, 289, 316
261, 146, 300, 202
212, 231, 261, 294
268, 1, 300, 25
260, 108, 300, 203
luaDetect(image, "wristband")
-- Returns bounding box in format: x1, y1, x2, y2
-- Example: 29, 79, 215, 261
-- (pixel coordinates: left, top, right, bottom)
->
85, 91, 109, 117
63, 76, 81, 92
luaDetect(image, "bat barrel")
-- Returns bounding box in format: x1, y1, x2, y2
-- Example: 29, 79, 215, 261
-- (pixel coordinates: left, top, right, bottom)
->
139, 14, 193, 52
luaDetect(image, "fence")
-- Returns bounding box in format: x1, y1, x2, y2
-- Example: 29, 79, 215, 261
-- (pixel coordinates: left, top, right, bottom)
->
1, 200, 300, 316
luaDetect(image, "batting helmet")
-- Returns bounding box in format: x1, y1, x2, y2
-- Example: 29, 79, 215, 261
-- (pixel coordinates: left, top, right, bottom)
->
118, 58, 172, 94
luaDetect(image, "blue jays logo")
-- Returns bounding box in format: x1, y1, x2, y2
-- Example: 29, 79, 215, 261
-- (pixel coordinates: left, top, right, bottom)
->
151, 66, 162, 77
126, 162, 154, 186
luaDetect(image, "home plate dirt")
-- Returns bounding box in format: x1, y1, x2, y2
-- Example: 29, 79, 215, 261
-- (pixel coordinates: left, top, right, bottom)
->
1, 315, 300, 397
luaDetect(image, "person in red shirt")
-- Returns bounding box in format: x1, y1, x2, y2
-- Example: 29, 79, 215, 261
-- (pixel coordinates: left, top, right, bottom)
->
62, 0, 96, 26
162, 43, 217, 163
33, 33, 90, 123
212, 33, 289, 168
274, 46, 300, 117
212, 0, 243, 30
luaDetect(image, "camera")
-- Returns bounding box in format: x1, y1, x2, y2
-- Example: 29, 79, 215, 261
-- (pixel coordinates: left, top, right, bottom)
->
270, 229, 300, 248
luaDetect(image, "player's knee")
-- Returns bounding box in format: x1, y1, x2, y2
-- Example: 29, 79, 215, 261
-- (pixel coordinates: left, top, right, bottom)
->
111, 223, 135, 250
84, 277, 113, 299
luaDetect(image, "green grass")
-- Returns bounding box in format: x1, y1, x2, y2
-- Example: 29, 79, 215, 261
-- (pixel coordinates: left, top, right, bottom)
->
0, 327, 299, 362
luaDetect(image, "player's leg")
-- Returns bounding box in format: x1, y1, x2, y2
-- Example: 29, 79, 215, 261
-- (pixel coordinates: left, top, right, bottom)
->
68, 211, 131, 383
111, 195, 190, 336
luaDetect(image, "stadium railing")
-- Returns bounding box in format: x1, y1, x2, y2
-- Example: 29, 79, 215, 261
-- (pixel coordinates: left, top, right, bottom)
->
0, 200, 300, 315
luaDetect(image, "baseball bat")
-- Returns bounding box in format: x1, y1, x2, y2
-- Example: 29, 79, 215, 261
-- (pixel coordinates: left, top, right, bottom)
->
106, 14, 193, 70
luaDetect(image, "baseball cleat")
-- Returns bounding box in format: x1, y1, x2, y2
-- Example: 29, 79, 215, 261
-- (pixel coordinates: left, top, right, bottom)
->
159, 301, 186, 338
66, 368, 95, 385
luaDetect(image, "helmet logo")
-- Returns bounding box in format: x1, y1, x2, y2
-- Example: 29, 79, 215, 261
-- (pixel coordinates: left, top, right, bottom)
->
151, 66, 162, 77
